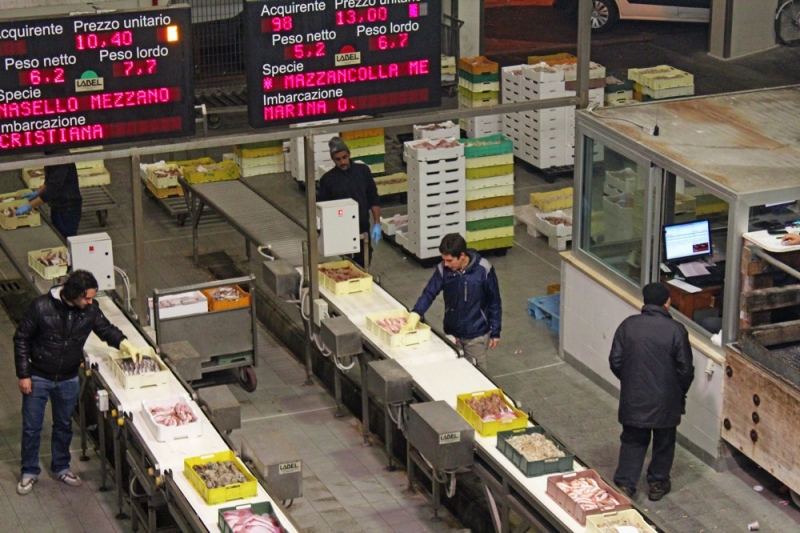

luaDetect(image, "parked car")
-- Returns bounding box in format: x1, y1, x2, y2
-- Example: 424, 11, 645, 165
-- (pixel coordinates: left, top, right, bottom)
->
553, 0, 710, 33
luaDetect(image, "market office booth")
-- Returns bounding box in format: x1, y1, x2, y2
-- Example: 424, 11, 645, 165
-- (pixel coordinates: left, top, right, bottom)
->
559, 86, 800, 468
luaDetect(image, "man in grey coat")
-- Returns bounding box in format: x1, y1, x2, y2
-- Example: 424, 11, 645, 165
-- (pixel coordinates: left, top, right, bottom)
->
609, 282, 695, 501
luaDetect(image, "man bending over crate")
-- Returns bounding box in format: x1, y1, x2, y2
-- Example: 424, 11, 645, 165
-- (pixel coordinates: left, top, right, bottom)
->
13, 270, 147, 495
401, 233, 502, 370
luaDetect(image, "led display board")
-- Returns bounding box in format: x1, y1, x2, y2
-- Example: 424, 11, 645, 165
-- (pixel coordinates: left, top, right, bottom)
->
0, 5, 194, 155
244, 0, 442, 128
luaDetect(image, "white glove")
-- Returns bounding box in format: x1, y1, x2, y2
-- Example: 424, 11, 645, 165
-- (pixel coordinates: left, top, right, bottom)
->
399, 312, 420, 334
120, 339, 145, 363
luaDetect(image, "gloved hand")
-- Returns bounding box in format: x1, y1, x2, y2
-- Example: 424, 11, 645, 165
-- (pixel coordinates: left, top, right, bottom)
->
22, 190, 39, 201
399, 312, 420, 334
120, 339, 146, 363
15, 204, 31, 216
371, 223, 382, 244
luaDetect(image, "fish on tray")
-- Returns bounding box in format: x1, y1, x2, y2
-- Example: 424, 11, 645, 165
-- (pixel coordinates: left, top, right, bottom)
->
118, 356, 160, 376
222, 508, 283, 533
191, 460, 247, 489
148, 401, 197, 427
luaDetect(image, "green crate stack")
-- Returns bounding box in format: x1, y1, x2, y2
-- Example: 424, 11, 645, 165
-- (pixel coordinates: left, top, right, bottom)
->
459, 134, 515, 252
344, 128, 386, 176
458, 57, 502, 138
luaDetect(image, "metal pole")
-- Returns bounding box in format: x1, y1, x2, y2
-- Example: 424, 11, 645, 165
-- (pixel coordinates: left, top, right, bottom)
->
304, 134, 320, 385
359, 353, 371, 446
131, 155, 148, 326
751, 246, 800, 281
576, 0, 593, 110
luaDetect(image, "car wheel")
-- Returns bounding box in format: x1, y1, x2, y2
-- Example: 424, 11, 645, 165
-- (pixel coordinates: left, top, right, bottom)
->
591, 0, 619, 33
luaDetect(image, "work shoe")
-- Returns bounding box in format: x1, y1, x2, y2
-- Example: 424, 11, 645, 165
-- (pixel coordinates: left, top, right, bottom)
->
58, 472, 83, 487
16, 477, 36, 495
648, 480, 671, 501
616, 485, 635, 499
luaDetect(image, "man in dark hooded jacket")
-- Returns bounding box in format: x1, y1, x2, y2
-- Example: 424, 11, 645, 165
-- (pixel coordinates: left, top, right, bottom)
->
609, 282, 695, 501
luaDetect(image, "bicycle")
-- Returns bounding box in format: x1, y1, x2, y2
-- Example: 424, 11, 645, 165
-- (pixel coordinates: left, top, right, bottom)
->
776, 0, 800, 46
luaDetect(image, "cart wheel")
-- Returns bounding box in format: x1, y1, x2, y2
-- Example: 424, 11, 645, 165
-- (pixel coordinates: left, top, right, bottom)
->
207, 114, 221, 130
792, 489, 800, 508
97, 210, 108, 227
239, 366, 257, 392
176, 214, 187, 226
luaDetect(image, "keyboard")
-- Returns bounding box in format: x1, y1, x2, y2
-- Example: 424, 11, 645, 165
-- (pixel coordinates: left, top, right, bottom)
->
684, 268, 725, 287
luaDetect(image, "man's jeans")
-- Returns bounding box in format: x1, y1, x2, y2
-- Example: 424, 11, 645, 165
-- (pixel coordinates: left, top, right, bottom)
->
21, 375, 79, 478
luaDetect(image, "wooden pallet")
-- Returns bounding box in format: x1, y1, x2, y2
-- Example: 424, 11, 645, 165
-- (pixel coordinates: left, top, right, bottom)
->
515, 204, 572, 251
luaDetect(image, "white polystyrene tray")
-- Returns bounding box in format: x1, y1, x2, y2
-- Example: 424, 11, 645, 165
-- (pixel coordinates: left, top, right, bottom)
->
141, 394, 203, 442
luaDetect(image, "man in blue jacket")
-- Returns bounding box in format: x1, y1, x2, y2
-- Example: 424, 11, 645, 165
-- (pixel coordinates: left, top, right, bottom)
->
401, 233, 502, 370
609, 282, 695, 502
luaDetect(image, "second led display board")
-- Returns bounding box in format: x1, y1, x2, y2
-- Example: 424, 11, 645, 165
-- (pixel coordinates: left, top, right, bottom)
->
244, 0, 442, 128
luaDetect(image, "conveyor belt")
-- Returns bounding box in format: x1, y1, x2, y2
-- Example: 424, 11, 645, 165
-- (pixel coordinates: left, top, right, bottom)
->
0, 222, 64, 295
184, 180, 306, 266
80, 185, 117, 226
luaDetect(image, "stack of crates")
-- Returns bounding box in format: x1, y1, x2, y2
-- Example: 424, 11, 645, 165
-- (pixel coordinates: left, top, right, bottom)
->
290, 131, 339, 186
343, 128, 385, 176
602, 168, 645, 243
23, 160, 111, 189
459, 134, 515, 253
403, 138, 466, 259
233, 140, 284, 178
628, 65, 694, 101
441, 55, 457, 84
458, 56, 502, 138
604, 73, 635, 106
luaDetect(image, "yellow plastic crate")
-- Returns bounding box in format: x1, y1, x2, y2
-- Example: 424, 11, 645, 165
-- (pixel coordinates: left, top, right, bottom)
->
375, 173, 407, 196
458, 56, 499, 75
22, 168, 45, 188
0, 189, 34, 207
233, 142, 283, 159
586, 510, 656, 533
78, 167, 111, 187
345, 135, 385, 149
466, 195, 514, 211
28, 246, 69, 280
146, 179, 183, 199
466, 226, 514, 242
365, 309, 431, 348
109, 347, 170, 389
184, 451, 257, 505
319, 261, 373, 295
341, 128, 384, 140
530, 188, 573, 211
628, 65, 693, 90
527, 52, 576, 66
456, 389, 527, 437
0, 210, 41, 230
468, 235, 514, 251
167, 156, 215, 168
183, 161, 238, 184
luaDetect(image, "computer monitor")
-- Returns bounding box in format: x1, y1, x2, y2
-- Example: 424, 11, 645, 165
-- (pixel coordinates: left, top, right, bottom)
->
663, 219, 712, 263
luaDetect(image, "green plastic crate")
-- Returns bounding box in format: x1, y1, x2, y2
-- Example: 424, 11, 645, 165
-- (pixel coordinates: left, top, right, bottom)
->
467, 216, 515, 232
458, 69, 500, 83
218, 501, 285, 533
459, 134, 513, 159
496, 426, 574, 477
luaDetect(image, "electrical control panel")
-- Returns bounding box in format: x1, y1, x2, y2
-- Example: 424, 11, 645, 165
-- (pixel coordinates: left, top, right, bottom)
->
68, 232, 114, 291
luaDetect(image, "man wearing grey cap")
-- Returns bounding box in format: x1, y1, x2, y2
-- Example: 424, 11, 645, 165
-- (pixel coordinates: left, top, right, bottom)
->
609, 282, 695, 502
318, 136, 381, 267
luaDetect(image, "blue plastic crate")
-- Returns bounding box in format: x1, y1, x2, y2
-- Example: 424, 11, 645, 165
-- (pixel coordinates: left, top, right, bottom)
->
527, 294, 561, 333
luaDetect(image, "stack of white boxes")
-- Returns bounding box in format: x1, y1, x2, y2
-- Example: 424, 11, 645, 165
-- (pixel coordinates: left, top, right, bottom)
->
403, 120, 460, 163
289, 132, 339, 187
501, 58, 606, 170
233, 141, 284, 178
602, 168, 644, 243
458, 56, 502, 138
403, 138, 466, 259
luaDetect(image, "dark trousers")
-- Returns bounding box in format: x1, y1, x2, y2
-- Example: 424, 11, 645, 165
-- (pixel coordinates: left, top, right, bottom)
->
613, 425, 677, 491
51, 208, 82, 239
351, 238, 373, 269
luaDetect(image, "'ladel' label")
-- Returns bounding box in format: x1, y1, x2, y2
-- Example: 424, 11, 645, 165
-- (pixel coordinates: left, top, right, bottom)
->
439, 431, 460, 444
335, 52, 360, 66
75, 77, 104, 92
279, 461, 301, 474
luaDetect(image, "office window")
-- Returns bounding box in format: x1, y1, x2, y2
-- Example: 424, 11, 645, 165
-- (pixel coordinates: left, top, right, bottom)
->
580, 140, 647, 284
748, 200, 800, 232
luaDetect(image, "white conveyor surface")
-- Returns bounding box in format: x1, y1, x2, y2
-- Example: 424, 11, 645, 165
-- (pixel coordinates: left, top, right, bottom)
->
84, 296, 297, 532
323, 285, 593, 533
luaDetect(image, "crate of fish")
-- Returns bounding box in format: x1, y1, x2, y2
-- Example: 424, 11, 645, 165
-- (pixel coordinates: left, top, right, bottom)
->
0, 208, 41, 230
109, 347, 170, 390
456, 389, 528, 437
546, 470, 631, 526
145, 164, 182, 189
496, 426, 574, 477
141, 394, 203, 442
201, 285, 251, 312
28, 247, 70, 280
184, 450, 257, 505
586, 509, 656, 533
365, 309, 432, 348
318, 261, 373, 295
22, 168, 45, 188
218, 501, 286, 533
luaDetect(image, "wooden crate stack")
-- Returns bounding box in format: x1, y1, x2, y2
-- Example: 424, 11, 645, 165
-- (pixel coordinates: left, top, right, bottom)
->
403, 138, 466, 260
628, 65, 694, 101
343, 128, 386, 176
459, 134, 515, 253
233, 140, 284, 178
458, 56, 502, 138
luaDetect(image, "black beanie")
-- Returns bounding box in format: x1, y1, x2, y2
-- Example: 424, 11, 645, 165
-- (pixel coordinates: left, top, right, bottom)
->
329, 136, 349, 157
642, 282, 670, 306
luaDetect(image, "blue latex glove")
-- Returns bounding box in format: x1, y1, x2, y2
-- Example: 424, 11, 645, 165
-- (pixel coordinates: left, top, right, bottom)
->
15, 204, 31, 216
22, 190, 39, 200
371, 223, 382, 244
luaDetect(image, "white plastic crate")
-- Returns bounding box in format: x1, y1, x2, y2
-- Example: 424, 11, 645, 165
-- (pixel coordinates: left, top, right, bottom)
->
413, 121, 460, 140
521, 64, 564, 83
405, 138, 464, 162
141, 394, 203, 441
534, 209, 573, 238
151, 290, 208, 324
380, 215, 408, 236
407, 178, 465, 197
109, 347, 170, 390
458, 78, 500, 92
522, 80, 566, 100
466, 204, 515, 222
406, 158, 465, 179
408, 210, 466, 232
466, 174, 515, 191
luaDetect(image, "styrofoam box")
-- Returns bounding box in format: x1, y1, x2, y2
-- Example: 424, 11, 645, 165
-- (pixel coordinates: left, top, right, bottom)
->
142, 394, 203, 441
152, 290, 209, 322
534, 209, 572, 237
413, 121, 460, 140
405, 138, 463, 162
521, 64, 564, 83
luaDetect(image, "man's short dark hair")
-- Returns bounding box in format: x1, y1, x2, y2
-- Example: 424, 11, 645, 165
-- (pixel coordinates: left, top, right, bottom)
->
62, 270, 99, 302
642, 282, 670, 306
439, 233, 467, 257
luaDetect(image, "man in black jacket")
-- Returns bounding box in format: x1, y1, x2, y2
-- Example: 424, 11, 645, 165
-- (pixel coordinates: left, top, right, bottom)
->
13, 270, 145, 495
609, 282, 695, 501
17, 161, 83, 239
318, 136, 381, 267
